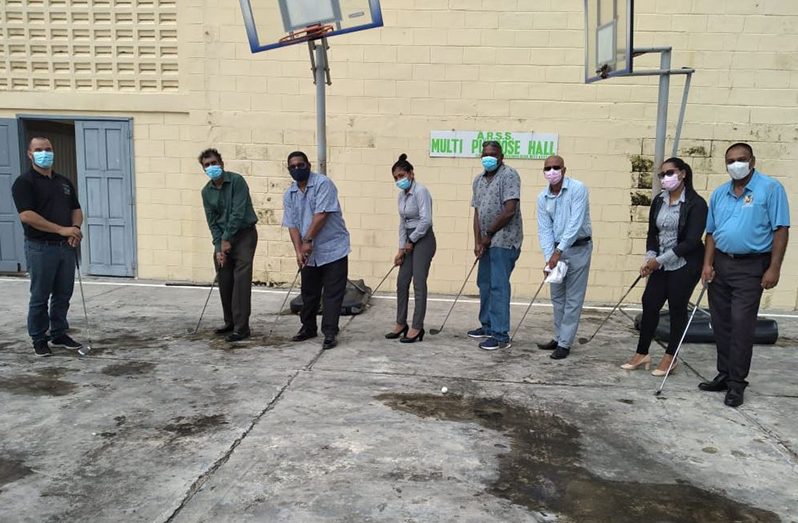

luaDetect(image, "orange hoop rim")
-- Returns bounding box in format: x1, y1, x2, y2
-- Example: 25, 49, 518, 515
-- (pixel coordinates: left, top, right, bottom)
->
279, 23, 334, 44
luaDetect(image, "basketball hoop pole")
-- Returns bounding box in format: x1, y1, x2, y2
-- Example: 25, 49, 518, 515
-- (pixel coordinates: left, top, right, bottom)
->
630, 47, 694, 197
309, 38, 332, 174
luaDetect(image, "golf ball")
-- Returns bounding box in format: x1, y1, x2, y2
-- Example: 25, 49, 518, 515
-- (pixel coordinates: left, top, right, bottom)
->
441, 387, 448, 394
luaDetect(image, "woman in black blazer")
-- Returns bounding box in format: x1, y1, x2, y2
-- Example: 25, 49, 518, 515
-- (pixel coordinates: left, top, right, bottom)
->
621, 157, 708, 376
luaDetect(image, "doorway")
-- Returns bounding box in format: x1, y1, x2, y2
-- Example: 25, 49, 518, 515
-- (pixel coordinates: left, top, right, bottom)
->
0, 116, 137, 277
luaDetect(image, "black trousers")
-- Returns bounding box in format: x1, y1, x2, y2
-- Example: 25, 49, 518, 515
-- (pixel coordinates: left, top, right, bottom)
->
300, 256, 348, 338
215, 226, 257, 334
636, 265, 700, 355
707, 252, 770, 390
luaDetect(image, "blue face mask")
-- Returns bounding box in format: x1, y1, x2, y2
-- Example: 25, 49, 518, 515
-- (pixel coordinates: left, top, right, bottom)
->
481, 156, 499, 172
395, 177, 412, 191
205, 165, 223, 180
32, 151, 54, 169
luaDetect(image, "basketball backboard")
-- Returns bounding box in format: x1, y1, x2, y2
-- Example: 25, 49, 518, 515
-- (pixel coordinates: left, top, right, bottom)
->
584, 0, 634, 83
239, 0, 383, 53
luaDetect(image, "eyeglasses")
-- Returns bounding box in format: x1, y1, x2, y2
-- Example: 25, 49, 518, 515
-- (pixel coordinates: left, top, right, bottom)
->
656, 169, 680, 179
543, 165, 562, 172
288, 163, 308, 171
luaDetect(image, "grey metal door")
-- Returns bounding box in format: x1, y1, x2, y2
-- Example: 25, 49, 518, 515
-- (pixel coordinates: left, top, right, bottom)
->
0, 118, 25, 272
75, 120, 136, 276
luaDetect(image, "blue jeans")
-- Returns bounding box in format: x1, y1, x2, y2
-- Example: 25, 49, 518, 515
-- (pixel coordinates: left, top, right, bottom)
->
477, 246, 520, 343
25, 240, 76, 342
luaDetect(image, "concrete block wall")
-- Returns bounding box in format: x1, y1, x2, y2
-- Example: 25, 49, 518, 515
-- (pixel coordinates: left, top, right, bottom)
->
1, 0, 797, 309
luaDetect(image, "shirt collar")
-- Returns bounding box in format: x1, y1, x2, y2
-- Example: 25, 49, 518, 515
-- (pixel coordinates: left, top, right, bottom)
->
206, 171, 231, 190
659, 189, 686, 204
481, 163, 507, 179
544, 176, 570, 198
289, 171, 320, 193
725, 169, 759, 196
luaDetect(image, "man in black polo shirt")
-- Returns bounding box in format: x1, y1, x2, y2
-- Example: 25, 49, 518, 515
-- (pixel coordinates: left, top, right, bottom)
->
12, 137, 84, 357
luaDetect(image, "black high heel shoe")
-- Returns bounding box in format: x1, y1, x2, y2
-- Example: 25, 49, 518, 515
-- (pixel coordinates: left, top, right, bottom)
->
400, 328, 425, 343
385, 325, 409, 339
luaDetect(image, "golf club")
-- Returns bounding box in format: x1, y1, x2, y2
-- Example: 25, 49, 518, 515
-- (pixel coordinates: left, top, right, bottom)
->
369, 264, 396, 298
74, 250, 92, 356
655, 285, 707, 397
578, 274, 643, 345
430, 258, 479, 335
264, 267, 302, 342
510, 278, 547, 342
190, 274, 218, 334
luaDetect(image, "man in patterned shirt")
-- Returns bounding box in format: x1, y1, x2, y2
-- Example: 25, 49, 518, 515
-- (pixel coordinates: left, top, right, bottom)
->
468, 141, 523, 351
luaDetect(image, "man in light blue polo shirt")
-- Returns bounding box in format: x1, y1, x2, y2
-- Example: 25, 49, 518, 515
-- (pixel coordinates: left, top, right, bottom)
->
700, 142, 790, 407
282, 151, 351, 351
536, 155, 593, 360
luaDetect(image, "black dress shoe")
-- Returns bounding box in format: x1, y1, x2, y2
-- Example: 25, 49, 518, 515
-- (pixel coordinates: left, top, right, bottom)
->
537, 339, 558, 351
385, 325, 409, 339
550, 346, 570, 360
724, 388, 744, 407
698, 374, 729, 392
214, 324, 234, 335
322, 336, 338, 350
291, 330, 318, 342
226, 330, 251, 342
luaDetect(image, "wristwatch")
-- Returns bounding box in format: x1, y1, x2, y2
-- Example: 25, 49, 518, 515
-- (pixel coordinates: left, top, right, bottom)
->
554, 247, 563, 255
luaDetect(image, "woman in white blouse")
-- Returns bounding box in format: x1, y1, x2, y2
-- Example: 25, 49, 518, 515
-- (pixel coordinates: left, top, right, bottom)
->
385, 154, 436, 343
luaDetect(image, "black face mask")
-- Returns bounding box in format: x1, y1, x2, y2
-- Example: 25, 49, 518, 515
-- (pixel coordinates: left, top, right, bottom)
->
289, 166, 310, 182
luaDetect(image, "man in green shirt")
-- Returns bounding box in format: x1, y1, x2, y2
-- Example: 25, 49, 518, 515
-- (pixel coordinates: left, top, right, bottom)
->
199, 148, 258, 341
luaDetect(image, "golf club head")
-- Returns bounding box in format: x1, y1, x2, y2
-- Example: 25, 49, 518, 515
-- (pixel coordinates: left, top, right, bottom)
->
578, 337, 589, 345
429, 328, 442, 335
78, 345, 92, 356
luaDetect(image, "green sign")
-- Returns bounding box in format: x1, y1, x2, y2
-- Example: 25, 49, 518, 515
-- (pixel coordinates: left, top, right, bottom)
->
430, 131, 559, 160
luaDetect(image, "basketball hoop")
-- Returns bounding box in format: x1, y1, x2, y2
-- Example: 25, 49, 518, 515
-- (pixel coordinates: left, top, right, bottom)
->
279, 23, 334, 44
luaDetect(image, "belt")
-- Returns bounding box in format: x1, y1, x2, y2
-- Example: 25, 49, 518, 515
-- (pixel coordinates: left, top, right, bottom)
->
717, 250, 770, 260
571, 236, 592, 247
27, 238, 70, 246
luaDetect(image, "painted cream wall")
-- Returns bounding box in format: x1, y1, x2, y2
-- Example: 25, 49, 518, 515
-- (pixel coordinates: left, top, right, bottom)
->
1, 0, 797, 309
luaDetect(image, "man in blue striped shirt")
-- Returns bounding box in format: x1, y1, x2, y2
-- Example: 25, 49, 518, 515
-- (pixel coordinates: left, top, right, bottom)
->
282, 151, 351, 351
536, 155, 593, 359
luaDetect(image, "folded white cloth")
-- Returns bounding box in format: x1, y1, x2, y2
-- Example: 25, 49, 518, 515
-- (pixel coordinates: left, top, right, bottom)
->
544, 260, 568, 284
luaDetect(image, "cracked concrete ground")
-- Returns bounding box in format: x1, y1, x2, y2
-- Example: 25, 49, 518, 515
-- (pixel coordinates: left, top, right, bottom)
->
0, 276, 796, 522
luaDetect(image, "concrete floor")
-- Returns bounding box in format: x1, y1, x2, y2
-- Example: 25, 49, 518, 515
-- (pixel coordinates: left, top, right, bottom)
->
0, 276, 796, 523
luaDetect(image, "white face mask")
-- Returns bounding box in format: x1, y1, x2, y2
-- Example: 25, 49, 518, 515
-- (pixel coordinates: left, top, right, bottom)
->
727, 161, 751, 180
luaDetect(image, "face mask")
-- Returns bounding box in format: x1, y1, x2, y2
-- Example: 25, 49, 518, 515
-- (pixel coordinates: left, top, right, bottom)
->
661, 173, 682, 192
32, 151, 54, 169
289, 166, 311, 183
727, 161, 751, 180
205, 165, 223, 180
395, 177, 412, 191
481, 156, 499, 172
543, 168, 563, 185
